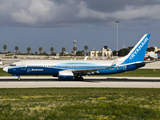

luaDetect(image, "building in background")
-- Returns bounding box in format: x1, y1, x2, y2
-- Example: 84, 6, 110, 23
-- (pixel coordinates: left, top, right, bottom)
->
145, 46, 160, 60
146, 46, 160, 54
90, 46, 112, 58
154, 46, 160, 53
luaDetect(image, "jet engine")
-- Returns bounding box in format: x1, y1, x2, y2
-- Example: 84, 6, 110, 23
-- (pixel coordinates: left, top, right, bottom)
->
58, 70, 74, 79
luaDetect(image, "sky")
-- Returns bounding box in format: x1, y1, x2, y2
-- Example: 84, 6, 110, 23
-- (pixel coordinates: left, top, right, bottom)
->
0, 0, 160, 53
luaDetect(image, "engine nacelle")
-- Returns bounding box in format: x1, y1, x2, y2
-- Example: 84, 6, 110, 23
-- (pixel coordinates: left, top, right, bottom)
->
58, 70, 74, 79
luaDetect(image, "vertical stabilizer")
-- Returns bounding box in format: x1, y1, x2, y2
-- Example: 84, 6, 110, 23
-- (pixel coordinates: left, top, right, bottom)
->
121, 34, 150, 64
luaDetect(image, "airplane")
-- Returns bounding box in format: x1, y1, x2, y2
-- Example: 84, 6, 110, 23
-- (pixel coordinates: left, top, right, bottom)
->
145, 53, 159, 60
3, 34, 150, 80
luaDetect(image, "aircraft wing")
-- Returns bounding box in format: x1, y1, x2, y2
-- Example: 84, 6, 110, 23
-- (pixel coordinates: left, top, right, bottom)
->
72, 59, 117, 75
72, 67, 111, 75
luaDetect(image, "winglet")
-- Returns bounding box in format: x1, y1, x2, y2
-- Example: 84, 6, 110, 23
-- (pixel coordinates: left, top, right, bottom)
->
84, 56, 88, 60
111, 58, 118, 67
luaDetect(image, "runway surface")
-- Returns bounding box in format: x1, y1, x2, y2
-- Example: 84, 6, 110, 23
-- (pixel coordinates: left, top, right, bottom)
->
0, 76, 160, 88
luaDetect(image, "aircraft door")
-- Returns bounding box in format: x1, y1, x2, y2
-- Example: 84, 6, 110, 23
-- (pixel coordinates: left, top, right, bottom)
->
123, 65, 127, 70
21, 62, 26, 70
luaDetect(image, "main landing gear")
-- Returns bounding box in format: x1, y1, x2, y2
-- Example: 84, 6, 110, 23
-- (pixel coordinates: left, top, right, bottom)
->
74, 76, 83, 80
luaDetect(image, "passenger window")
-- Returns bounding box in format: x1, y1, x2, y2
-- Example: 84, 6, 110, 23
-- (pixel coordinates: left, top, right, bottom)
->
9, 64, 16, 67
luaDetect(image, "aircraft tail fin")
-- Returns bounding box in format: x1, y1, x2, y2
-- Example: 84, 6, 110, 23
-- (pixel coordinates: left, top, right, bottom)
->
121, 34, 150, 64
84, 56, 88, 60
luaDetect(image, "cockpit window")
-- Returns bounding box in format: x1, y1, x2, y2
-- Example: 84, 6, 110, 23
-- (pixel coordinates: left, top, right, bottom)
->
9, 64, 16, 67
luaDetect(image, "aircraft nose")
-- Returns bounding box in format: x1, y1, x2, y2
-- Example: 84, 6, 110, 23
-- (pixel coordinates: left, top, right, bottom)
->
3, 67, 8, 72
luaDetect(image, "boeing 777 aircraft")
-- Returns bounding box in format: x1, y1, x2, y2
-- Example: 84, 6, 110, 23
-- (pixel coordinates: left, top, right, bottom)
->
3, 34, 150, 80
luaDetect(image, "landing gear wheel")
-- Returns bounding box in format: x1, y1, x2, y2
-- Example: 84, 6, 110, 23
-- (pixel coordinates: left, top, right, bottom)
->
74, 76, 83, 80
17, 77, 21, 81
74, 76, 78, 80
79, 77, 83, 80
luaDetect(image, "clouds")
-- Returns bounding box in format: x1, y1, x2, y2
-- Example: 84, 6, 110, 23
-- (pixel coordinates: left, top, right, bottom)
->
0, 0, 160, 27
12, 0, 53, 25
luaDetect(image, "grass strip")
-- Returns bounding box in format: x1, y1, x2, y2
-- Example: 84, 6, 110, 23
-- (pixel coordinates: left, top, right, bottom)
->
90, 69, 160, 77
0, 68, 12, 76
0, 88, 160, 119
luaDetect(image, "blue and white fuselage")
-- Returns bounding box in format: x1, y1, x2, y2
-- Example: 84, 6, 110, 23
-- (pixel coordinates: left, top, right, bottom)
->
3, 34, 150, 80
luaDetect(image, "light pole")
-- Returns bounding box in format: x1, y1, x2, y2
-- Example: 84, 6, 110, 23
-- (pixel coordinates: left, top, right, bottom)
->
73, 40, 77, 60
115, 21, 119, 57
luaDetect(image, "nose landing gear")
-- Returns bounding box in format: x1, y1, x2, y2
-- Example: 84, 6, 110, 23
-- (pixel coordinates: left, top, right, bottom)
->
17, 76, 21, 81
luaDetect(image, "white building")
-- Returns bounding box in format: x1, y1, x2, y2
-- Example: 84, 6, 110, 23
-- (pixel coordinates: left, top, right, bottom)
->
146, 46, 160, 54
154, 46, 160, 52
90, 46, 112, 58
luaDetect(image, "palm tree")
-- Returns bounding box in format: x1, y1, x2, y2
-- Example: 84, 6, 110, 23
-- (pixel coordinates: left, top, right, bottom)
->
3, 45, 7, 53
50, 47, 54, 54
27, 47, 31, 54
39, 47, 43, 54
15, 46, 19, 53
35, 51, 38, 55
62, 47, 66, 56
84, 45, 88, 55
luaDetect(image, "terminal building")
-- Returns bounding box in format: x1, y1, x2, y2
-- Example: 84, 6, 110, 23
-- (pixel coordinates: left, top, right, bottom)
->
146, 46, 160, 54
89, 46, 112, 58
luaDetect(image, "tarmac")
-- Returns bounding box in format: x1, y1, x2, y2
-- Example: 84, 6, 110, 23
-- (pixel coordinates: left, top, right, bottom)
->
0, 76, 160, 88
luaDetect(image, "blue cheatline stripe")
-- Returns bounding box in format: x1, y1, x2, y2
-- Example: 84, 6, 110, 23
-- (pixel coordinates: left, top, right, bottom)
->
7, 62, 143, 76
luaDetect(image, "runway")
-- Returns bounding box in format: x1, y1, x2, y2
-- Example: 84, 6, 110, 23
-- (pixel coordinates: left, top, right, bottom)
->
0, 76, 160, 88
